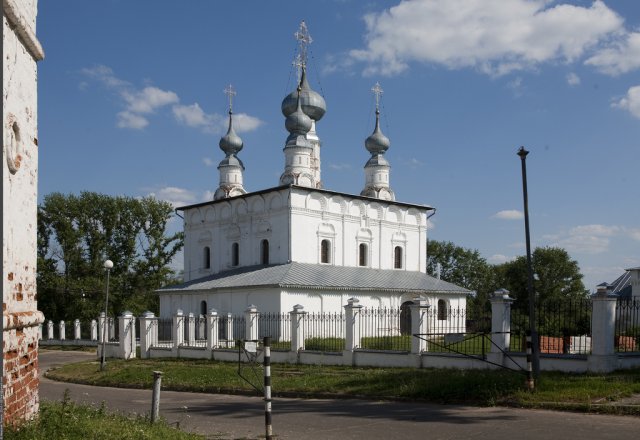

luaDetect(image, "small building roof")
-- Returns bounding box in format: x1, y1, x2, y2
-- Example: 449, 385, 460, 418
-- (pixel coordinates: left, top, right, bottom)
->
159, 262, 470, 295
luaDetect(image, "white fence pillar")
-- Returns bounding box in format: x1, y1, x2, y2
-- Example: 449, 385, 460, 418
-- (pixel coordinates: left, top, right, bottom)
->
47, 320, 54, 340
59, 321, 66, 340
118, 310, 136, 360
589, 287, 618, 372
225, 313, 234, 345
186, 313, 196, 346
207, 309, 219, 350
490, 289, 513, 353
173, 310, 185, 347
109, 317, 116, 341
91, 319, 98, 341
139, 311, 157, 359
344, 298, 362, 352
245, 305, 259, 341
74, 319, 81, 340
290, 304, 306, 352
98, 313, 106, 342
38, 323, 43, 341
410, 297, 431, 354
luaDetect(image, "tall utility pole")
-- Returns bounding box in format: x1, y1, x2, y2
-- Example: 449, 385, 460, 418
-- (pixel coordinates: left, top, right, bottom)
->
518, 147, 540, 380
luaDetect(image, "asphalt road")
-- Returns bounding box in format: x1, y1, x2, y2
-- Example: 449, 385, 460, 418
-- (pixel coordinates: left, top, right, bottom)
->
39, 350, 640, 440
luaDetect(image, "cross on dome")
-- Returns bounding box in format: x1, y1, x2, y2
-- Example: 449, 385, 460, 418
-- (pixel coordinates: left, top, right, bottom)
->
294, 20, 312, 69
223, 84, 236, 112
371, 82, 383, 111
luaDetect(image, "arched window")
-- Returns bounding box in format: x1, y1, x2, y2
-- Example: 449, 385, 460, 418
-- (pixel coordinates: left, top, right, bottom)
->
394, 246, 403, 269
261, 239, 269, 265
203, 246, 211, 269
320, 239, 330, 264
358, 243, 367, 266
400, 301, 413, 335
200, 301, 207, 316
231, 242, 239, 266
437, 299, 447, 321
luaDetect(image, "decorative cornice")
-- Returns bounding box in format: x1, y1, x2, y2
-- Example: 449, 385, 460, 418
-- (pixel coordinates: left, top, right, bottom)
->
3, 0, 45, 61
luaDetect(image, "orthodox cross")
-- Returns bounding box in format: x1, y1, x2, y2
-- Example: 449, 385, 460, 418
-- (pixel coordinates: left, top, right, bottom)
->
371, 82, 383, 111
292, 54, 304, 83
224, 84, 236, 112
294, 20, 312, 69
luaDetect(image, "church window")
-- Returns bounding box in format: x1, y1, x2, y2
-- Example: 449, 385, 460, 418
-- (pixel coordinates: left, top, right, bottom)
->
358, 243, 367, 266
232, 242, 239, 266
203, 246, 211, 269
394, 246, 403, 269
321, 239, 331, 264
437, 299, 448, 321
261, 239, 269, 265
200, 301, 207, 316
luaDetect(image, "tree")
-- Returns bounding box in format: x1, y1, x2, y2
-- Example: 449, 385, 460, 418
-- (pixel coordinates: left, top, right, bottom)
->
495, 246, 587, 310
37, 192, 184, 321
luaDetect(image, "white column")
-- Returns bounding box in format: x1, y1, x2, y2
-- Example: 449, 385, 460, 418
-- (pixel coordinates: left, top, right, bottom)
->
186, 313, 196, 346
173, 310, 185, 347
344, 298, 362, 352
59, 320, 66, 340
108, 317, 116, 341
90, 319, 98, 341
245, 305, 259, 341
490, 289, 513, 353
47, 320, 54, 340
410, 297, 431, 354
207, 309, 219, 350
589, 287, 618, 372
98, 312, 106, 343
290, 304, 306, 352
118, 310, 136, 360
225, 312, 234, 346
38, 324, 43, 341
74, 319, 81, 340
139, 311, 157, 359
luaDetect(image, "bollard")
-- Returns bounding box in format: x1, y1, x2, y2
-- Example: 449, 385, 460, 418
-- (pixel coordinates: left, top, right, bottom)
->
263, 336, 273, 440
151, 371, 163, 423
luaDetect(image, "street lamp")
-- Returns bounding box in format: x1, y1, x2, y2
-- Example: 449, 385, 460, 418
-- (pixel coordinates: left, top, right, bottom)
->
100, 259, 114, 372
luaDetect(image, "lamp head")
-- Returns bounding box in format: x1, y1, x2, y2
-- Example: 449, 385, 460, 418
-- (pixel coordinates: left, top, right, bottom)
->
104, 260, 114, 270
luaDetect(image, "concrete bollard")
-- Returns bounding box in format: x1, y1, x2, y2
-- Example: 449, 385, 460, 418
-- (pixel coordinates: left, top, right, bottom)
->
151, 371, 163, 423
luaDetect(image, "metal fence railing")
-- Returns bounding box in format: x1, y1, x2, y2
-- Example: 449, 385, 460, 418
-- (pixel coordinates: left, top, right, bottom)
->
615, 298, 640, 353
155, 318, 173, 348
304, 311, 345, 352
422, 306, 490, 356
510, 299, 592, 354
359, 307, 410, 351
259, 313, 291, 351
218, 315, 245, 347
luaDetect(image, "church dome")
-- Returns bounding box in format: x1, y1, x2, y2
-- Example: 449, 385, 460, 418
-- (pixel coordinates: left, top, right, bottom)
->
281, 68, 326, 121
285, 89, 313, 135
219, 111, 243, 156
365, 110, 390, 154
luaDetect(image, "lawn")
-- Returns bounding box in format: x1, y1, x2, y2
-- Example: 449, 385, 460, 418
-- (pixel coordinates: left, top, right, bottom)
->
45, 357, 640, 413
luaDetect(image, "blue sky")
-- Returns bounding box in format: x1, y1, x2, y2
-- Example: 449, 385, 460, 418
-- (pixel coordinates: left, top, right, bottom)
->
37, 1, 639, 290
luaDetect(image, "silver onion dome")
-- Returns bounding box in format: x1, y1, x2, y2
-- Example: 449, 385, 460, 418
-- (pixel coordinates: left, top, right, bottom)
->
365, 109, 390, 154
281, 67, 326, 121
219, 111, 243, 156
285, 87, 313, 137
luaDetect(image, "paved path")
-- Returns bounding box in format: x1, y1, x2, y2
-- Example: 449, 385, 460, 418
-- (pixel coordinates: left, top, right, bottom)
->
39, 350, 640, 440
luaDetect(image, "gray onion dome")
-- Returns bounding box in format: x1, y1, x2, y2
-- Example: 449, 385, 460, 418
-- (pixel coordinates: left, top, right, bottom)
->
365, 110, 390, 154
285, 87, 313, 136
219, 111, 243, 156
281, 68, 326, 121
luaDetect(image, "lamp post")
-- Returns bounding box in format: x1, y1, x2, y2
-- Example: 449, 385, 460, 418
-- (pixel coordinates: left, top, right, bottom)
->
517, 147, 540, 383
100, 259, 114, 372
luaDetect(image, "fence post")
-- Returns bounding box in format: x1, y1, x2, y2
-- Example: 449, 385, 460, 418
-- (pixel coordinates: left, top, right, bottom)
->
187, 313, 196, 346
139, 311, 156, 359
410, 296, 430, 355
98, 313, 106, 342
245, 305, 259, 341
173, 310, 185, 348
38, 323, 43, 341
74, 319, 81, 340
59, 320, 66, 340
47, 320, 54, 340
91, 319, 98, 341
589, 286, 617, 372
290, 304, 306, 352
108, 317, 116, 341
207, 308, 219, 350
119, 310, 136, 360
487, 289, 513, 367
343, 298, 362, 365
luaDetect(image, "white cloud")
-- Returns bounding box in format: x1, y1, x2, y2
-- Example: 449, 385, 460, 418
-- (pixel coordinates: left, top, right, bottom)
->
612, 85, 640, 119
202, 190, 215, 202
173, 103, 263, 134
566, 72, 581, 86
569, 224, 620, 237
507, 77, 524, 96
492, 209, 524, 220
586, 31, 640, 75
348, 0, 624, 76
203, 157, 215, 167
147, 186, 197, 207
626, 228, 640, 242
117, 111, 148, 129
488, 254, 514, 264
121, 87, 178, 114
550, 224, 621, 254
81, 65, 129, 88
328, 162, 352, 170
406, 158, 424, 168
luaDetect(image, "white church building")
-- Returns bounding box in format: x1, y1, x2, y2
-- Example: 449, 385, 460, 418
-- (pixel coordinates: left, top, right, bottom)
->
158, 22, 469, 318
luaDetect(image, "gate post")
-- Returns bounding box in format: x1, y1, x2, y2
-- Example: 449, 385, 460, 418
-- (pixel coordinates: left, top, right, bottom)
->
74, 319, 82, 340
343, 298, 362, 365
245, 305, 259, 341
139, 311, 157, 359
59, 320, 66, 340
98, 312, 106, 342
410, 296, 431, 355
290, 304, 306, 352
47, 320, 54, 340
119, 310, 136, 360
589, 286, 617, 372
487, 289, 513, 367
186, 313, 196, 346
173, 310, 185, 348
207, 308, 219, 350
90, 319, 98, 341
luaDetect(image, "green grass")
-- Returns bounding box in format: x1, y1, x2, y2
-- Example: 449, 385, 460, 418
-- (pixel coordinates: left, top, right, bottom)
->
45, 358, 640, 413
4, 391, 202, 440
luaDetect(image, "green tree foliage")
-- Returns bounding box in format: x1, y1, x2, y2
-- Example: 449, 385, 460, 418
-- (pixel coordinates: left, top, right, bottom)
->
495, 246, 588, 311
37, 192, 184, 321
